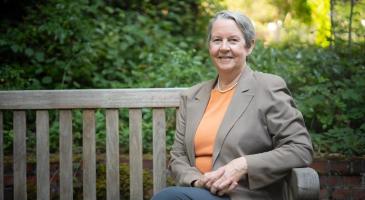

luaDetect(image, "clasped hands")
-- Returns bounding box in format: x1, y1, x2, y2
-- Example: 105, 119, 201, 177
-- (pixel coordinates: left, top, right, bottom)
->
193, 157, 248, 196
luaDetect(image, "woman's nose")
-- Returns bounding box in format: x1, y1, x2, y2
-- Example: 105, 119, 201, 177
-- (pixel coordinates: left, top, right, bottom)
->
219, 40, 230, 51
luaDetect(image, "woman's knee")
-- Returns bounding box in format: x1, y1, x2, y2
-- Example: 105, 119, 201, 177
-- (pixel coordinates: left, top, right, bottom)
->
151, 186, 190, 200
151, 186, 230, 200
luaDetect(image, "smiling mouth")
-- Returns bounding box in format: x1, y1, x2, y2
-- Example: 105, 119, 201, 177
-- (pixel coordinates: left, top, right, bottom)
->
218, 56, 233, 59
218, 57, 233, 64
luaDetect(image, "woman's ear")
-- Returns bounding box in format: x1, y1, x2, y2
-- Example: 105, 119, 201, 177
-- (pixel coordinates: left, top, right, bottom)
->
247, 39, 255, 55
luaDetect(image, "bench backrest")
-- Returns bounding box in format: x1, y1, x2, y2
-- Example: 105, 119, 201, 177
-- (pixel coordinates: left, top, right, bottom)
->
0, 88, 185, 200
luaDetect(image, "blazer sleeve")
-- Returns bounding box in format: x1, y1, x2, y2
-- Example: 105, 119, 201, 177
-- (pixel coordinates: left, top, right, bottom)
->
245, 75, 314, 190
169, 94, 203, 186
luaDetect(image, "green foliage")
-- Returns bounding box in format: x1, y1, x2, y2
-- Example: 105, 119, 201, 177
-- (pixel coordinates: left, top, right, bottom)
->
269, 0, 312, 23
0, 0, 216, 89
94, 163, 153, 200
307, 0, 331, 47
0, 0, 364, 157
312, 126, 365, 156
330, 0, 365, 47
0, 0, 216, 154
0, 0, 95, 89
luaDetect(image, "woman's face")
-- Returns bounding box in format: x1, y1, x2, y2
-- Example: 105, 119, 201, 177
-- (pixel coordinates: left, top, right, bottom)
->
209, 18, 253, 74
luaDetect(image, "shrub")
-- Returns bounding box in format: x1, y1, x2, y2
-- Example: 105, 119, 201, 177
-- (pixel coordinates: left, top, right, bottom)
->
1, 0, 364, 157
94, 163, 153, 200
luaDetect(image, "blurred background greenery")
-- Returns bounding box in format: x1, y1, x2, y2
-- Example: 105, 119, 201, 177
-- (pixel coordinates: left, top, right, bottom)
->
0, 0, 364, 157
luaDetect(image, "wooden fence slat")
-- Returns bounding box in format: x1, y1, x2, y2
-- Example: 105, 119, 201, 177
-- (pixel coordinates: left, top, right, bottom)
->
36, 111, 50, 200
83, 110, 96, 200
153, 109, 166, 194
59, 110, 73, 200
106, 109, 120, 200
13, 111, 27, 200
0, 112, 3, 200
129, 109, 143, 200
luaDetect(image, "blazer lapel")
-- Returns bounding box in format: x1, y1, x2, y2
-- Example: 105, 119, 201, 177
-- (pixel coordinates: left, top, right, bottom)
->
185, 80, 215, 165
212, 67, 255, 166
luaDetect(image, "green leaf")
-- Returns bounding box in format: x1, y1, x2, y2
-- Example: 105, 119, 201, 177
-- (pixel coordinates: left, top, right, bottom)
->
25, 48, 34, 56
35, 52, 45, 62
42, 76, 52, 84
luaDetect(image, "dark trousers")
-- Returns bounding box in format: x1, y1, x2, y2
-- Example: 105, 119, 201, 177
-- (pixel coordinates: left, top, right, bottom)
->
151, 186, 231, 200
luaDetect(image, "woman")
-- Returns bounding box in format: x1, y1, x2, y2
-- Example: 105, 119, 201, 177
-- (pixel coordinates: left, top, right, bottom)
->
152, 10, 313, 200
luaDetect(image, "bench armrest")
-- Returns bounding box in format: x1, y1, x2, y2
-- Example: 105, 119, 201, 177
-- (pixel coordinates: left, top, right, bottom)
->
283, 167, 320, 200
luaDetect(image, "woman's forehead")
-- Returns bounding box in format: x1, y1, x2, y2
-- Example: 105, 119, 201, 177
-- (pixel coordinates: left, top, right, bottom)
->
211, 19, 243, 37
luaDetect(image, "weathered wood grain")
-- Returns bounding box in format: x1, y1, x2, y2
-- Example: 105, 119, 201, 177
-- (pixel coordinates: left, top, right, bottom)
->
287, 167, 320, 200
106, 109, 120, 200
59, 110, 73, 200
83, 110, 96, 200
13, 111, 27, 200
152, 109, 166, 194
36, 110, 50, 200
0, 88, 184, 109
129, 109, 143, 200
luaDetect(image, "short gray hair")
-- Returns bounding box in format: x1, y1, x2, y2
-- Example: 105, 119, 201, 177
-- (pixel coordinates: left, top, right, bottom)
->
207, 10, 256, 48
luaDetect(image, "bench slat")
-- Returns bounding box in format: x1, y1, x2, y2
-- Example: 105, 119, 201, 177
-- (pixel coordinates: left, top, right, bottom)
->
0, 112, 3, 200
13, 111, 27, 200
36, 111, 50, 200
153, 109, 166, 194
0, 88, 184, 109
83, 110, 96, 200
59, 110, 73, 200
129, 109, 143, 200
106, 109, 120, 200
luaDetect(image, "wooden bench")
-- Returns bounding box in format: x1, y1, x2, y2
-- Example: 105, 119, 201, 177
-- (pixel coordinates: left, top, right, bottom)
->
0, 89, 319, 200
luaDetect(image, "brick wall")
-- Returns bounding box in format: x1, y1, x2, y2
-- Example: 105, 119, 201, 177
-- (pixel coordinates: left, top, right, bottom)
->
310, 159, 365, 200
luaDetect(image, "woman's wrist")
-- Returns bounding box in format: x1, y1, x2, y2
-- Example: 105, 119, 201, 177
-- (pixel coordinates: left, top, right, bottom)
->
239, 157, 248, 171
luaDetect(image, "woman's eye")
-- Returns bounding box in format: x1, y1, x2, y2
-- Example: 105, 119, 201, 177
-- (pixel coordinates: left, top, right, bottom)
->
211, 39, 222, 44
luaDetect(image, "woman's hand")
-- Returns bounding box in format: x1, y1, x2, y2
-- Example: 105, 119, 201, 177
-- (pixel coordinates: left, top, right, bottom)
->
212, 157, 248, 195
194, 157, 248, 196
193, 167, 225, 188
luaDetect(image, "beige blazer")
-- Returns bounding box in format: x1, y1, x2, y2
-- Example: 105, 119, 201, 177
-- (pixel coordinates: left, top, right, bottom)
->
169, 66, 314, 200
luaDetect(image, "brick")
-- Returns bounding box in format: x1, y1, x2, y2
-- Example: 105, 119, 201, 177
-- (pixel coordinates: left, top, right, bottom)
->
343, 176, 362, 187
330, 160, 350, 175
352, 188, 365, 200
332, 188, 353, 199
320, 176, 328, 186
26, 163, 36, 175
27, 175, 36, 184
3, 175, 13, 186
311, 160, 329, 174
320, 188, 329, 199
327, 176, 343, 186
351, 160, 365, 174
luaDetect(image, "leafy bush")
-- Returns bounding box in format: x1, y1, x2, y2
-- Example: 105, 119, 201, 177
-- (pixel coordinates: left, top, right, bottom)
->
0, 0, 364, 157
312, 127, 365, 157
93, 163, 153, 200
0, 0, 217, 154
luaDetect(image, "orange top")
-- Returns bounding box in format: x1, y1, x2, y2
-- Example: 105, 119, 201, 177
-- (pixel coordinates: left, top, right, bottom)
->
194, 88, 236, 173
